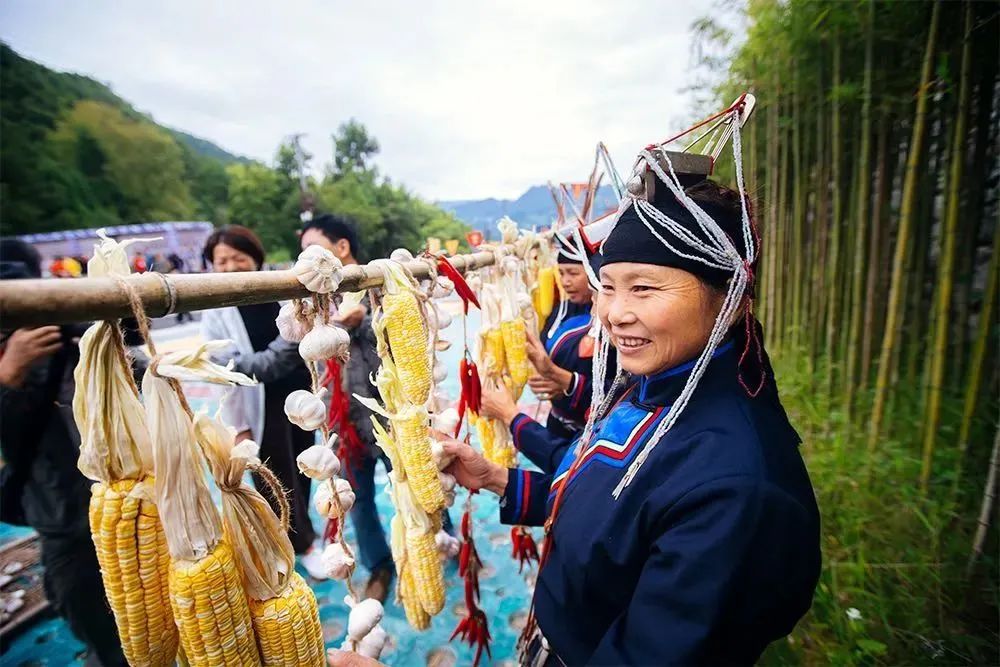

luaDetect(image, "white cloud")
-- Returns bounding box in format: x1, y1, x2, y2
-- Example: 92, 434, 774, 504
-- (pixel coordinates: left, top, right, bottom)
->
1, 0, 712, 200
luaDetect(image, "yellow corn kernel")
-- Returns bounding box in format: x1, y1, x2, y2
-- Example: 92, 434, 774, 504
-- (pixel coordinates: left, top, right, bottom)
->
394, 408, 445, 514
398, 561, 431, 631
383, 291, 432, 405
249, 572, 325, 666
483, 328, 506, 377
534, 266, 557, 326
406, 529, 445, 615
474, 414, 495, 461
501, 318, 530, 398
169, 539, 261, 667
90, 477, 178, 667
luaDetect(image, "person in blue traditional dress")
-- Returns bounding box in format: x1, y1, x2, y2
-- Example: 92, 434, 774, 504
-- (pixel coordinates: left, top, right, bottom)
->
480, 234, 609, 473
439, 152, 822, 665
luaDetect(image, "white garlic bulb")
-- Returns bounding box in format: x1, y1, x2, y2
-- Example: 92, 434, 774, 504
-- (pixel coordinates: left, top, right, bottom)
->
435, 530, 461, 559
334, 478, 356, 513
443, 488, 456, 508
432, 277, 455, 298
313, 482, 336, 518
432, 305, 453, 329
502, 256, 521, 274
299, 318, 351, 363
296, 444, 341, 480
390, 248, 414, 263
433, 360, 448, 384
430, 439, 454, 470
435, 338, 452, 352
438, 471, 457, 493
431, 407, 460, 435
275, 302, 313, 342
321, 542, 354, 580
357, 624, 389, 659
284, 388, 327, 431
347, 598, 384, 642
467, 273, 482, 292
294, 245, 344, 294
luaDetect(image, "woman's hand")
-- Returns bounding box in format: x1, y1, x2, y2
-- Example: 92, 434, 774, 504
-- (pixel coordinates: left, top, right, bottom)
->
525, 330, 551, 373
0, 326, 63, 388
528, 373, 566, 400
440, 439, 508, 496
479, 378, 519, 426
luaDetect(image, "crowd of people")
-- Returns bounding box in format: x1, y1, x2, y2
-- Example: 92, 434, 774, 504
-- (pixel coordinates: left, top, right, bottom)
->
2, 167, 821, 666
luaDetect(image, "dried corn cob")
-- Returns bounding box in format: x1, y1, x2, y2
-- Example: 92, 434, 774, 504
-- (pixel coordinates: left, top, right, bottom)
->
482, 327, 506, 377
143, 345, 261, 667
89, 476, 177, 666
391, 515, 431, 631
392, 478, 446, 615
196, 413, 325, 667
393, 405, 446, 514
533, 265, 557, 325
73, 293, 179, 667
501, 318, 530, 398
249, 572, 325, 666
375, 260, 432, 405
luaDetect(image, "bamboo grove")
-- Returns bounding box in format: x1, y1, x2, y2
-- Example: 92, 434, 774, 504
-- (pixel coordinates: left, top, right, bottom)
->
705, 0, 998, 662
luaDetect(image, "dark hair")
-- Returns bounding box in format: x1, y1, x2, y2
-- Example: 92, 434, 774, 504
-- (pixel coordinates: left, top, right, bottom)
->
302, 213, 359, 258
0, 238, 42, 279
203, 225, 266, 269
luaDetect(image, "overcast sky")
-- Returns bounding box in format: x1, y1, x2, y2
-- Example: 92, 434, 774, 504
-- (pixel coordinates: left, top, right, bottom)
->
2, 1, 717, 201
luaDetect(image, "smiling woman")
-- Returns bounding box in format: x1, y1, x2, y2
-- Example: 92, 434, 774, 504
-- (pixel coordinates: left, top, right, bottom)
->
438, 118, 822, 665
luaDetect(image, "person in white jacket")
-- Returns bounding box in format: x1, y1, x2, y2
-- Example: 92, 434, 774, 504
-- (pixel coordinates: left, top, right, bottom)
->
201, 225, 327, 579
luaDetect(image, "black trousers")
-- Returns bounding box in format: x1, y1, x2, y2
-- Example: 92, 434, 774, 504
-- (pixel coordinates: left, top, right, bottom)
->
41, 533, 127, 667
255, 387, 317, 553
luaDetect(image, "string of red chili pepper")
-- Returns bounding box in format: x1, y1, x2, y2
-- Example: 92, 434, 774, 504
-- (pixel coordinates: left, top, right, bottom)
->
450, 490, 492, 666
454, 354, 483, 437
510, 526, 540, 573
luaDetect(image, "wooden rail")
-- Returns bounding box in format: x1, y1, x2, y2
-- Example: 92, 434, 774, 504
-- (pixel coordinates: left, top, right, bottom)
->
0, 250, 502, 328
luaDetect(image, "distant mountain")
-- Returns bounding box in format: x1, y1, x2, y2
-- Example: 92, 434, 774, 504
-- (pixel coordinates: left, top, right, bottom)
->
168, 129, 250, 165
439, 184, 618, 238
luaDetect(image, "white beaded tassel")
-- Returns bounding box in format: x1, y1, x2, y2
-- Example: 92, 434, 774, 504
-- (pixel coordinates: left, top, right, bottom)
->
582, 106, 757, 498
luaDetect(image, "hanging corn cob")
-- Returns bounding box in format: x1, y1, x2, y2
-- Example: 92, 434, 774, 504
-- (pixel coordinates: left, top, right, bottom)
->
72, 232, 179, 667
475, 280, 519, 467
372, 259, 433, 406
197, 413, 325, 667
143, 344, 261, 667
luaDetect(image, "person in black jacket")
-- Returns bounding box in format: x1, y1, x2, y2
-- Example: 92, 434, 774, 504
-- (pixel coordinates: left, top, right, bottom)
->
0, 239, 126, 667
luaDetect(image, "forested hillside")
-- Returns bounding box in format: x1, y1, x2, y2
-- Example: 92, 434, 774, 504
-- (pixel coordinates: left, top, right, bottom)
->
0, 44, 469, 260
700, 1, 998, 662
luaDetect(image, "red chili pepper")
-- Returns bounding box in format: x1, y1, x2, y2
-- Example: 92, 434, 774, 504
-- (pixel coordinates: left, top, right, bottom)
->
468, 362, 482, 414
437, 257, 481, 313
322, 517, 339, 545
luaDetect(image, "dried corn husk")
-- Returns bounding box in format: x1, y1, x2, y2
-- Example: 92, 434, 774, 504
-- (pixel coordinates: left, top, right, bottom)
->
195, 413, 294, 601
143, 345, 255, 561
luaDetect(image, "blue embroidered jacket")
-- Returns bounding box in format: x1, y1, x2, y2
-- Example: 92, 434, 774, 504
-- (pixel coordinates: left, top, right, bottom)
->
499, 343, 821, 665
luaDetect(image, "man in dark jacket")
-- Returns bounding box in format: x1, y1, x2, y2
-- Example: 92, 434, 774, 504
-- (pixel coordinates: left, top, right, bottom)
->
0, 239, 125, 666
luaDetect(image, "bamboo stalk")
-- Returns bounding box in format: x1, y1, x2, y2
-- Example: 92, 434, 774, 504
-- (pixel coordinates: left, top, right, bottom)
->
844, 0, 875, 430
967, 425, 1000, 579
824, 35, 844, 402
921, 3, 974, 494
860, 112, 890, 388
867, 0, 941, 454
0, 249, 501, 328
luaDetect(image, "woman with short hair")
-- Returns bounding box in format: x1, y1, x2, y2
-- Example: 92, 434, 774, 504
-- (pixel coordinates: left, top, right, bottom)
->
201, 225, 327, 579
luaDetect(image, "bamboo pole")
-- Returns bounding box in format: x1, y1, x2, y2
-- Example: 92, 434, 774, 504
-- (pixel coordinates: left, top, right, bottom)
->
967, 425, 1000, 579
867, 0, 941, 454
824, 35, 843, 402
0, 250, 502, 328
921, 3, 973, 494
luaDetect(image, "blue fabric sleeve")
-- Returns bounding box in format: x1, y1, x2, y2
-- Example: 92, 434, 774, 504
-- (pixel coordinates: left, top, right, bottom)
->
510, 413, 575, 474
587, 476, 814, 665
499, 468, 551, 527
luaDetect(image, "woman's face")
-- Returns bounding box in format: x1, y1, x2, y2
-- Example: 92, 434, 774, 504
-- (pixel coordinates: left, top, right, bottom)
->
558, 264, 593, 305
597, 262, 722, 376
212, 242, 258, 273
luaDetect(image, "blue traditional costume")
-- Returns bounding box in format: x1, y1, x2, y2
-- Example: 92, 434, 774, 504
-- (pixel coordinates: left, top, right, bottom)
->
512, 236, 609, 474
496, 113, 821, 665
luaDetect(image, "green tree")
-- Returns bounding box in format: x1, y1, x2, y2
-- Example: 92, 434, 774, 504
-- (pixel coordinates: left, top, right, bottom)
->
331, 119, 380, 176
